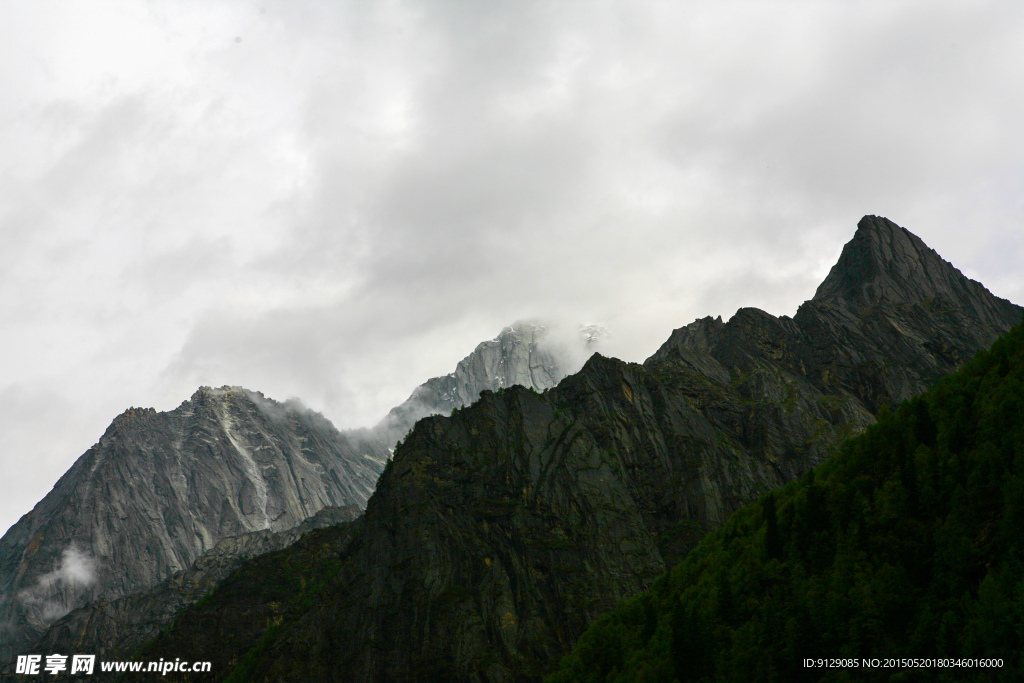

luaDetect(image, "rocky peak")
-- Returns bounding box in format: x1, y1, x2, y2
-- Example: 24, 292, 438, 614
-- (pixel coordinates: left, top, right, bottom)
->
649, 315, 726, 360
812, 216, 1018, 328
455, 320, 561, 396
813, 215, 947, 306
0, 386, 388, 662
183, 385, 258, 416
372, 319, 589, 447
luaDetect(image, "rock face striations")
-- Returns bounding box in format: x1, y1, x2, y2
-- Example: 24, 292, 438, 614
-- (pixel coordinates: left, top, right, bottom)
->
0, 387, 388, 661
125, 216, 1021, 681
372, 320, 577, 448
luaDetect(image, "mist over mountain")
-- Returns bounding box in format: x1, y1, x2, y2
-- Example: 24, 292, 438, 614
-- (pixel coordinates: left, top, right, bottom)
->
117, 216, 1021, 681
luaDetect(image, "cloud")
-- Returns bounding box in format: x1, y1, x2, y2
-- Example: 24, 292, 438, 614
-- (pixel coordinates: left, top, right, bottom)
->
532, 320, 608, 380
0, 386, 100, 539
17, 544, 98, 624
242, 387, 329, 429
1, 0, 1023, 538
134, 0, 1024, 426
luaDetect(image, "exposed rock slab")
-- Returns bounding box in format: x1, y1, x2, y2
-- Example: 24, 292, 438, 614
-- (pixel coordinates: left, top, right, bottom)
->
2, 322, 593, 664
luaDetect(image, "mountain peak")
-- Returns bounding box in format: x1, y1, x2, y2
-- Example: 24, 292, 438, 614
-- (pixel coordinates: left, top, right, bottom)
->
813, 215, 949, 306
812, 215, 1021, 328
0, 386, 388, 661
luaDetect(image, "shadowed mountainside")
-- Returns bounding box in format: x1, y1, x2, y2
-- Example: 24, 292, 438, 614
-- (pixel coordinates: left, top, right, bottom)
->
3, 320, 594, 669
552, 314, 1024, 682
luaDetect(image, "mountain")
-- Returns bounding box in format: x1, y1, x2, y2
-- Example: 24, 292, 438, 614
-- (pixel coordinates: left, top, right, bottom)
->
1, 320, 595, 669
371, 320, 589, 448
0, 387, 388, 661
123, 216, 1022, 681
552, 316, 1024, 681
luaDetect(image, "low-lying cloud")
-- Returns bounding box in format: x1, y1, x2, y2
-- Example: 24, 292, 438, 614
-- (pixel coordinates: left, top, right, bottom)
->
17, 544, 98, 624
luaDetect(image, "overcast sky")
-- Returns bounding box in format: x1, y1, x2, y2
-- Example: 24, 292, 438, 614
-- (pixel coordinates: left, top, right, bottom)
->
2, 0, 1023, 537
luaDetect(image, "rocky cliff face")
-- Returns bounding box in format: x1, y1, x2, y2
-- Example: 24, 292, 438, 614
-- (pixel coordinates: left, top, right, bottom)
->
124, 216, 1021, 682
372, 320, 585, 448
0, 387, 388, 660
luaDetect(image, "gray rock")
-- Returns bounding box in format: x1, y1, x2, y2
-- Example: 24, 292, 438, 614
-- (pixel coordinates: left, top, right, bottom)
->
372, 321, 575, 447
0, 387, 388, 660
814, 215, 1019, 328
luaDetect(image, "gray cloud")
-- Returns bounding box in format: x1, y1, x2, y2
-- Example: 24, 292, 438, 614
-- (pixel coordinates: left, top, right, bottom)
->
2, 0, 1023, 536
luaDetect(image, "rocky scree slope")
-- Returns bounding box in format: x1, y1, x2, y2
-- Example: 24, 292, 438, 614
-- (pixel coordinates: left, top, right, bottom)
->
128, 216, 1023, 681
0, 387, 388, 661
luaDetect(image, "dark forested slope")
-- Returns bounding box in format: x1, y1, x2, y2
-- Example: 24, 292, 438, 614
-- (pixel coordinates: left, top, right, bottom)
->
552, 319, 1024, 682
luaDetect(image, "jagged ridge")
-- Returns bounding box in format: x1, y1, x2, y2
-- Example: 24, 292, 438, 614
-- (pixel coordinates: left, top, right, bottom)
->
4, 321, 595, 668
128, 217, 1022, 681
553, 313, 1024, 681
